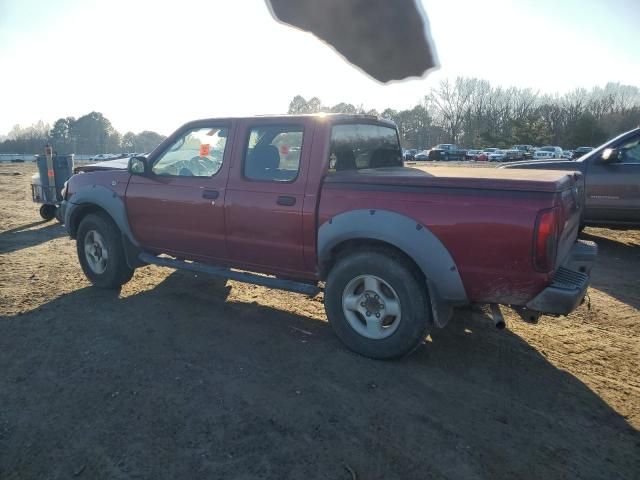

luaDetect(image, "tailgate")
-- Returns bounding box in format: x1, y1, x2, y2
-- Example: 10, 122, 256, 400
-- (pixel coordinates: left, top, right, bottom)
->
555, 173, 582, 266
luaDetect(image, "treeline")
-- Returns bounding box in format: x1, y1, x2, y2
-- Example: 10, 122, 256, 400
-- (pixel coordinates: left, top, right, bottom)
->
0, 112, 166, 155
289, 78, 640, 149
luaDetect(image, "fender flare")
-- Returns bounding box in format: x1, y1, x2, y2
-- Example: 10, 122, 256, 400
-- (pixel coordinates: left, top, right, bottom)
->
318, 209, 468, 327
65, 185, 138, 246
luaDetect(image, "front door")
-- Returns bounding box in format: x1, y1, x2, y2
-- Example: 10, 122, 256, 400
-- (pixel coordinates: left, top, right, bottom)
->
585, 132, 640, 223
224, 119, 313, 277
125, 123, 233, 261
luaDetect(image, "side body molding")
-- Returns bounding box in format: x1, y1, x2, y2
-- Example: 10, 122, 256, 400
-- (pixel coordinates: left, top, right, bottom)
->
318, 209, 468, 326
64, 185, 138, 246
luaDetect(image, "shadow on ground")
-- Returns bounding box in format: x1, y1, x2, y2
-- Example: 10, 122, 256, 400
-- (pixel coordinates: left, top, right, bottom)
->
0, 220, 66, 255
580, 230, 640, 310
0, 271, 638, 479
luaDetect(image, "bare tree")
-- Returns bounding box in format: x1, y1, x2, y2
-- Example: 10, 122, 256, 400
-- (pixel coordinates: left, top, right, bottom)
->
426, 77, 475, 143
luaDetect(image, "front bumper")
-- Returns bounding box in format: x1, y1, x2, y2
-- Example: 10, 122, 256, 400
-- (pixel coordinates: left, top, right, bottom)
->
525, 239, 597, 315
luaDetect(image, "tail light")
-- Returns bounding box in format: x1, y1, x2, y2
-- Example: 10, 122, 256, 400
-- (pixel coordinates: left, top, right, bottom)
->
533, 207, 559, 272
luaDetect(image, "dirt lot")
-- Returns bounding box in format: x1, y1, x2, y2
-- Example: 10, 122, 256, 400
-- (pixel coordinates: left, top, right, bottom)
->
1, 163, 638, 479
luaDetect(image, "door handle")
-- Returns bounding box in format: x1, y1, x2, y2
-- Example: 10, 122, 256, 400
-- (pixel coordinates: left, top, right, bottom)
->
277, 195, 296, 206
202, 190, 219, 200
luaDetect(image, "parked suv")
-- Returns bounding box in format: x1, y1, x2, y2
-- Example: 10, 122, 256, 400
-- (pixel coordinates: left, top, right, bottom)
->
512, 145, 535, 159
534, 146, 563, 159
502, 127, 640, 229
427, 144, 467, 161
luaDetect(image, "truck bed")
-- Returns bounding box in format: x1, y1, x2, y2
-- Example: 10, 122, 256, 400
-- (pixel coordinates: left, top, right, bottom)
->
320, 165, 582, 306
325, 166, 580, 193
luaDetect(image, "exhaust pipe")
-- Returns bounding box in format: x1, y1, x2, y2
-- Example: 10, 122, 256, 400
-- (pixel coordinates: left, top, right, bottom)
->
490, 304, 506, 330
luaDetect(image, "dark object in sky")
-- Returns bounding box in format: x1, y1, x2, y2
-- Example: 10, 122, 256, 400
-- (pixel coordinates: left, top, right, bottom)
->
265, 0, 437, 83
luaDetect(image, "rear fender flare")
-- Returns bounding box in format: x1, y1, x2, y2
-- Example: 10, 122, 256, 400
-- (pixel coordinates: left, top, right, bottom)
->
318, 209, 468, 326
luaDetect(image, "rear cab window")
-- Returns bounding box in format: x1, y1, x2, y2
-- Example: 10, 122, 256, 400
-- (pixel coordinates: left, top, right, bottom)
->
328, 123, 403, 173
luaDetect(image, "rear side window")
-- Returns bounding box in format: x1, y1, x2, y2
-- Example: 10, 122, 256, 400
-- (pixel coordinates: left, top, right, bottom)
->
244, 125, 304, 182
329, 123, 402, 172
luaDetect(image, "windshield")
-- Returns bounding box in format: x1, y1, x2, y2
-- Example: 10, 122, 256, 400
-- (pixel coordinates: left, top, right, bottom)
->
540, 147, 555, 151
329, 123, 402, 171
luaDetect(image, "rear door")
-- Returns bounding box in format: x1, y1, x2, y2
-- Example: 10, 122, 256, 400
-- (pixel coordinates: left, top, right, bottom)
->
125, 122, 233, 261
585, 132, 640, 223
224, 118, 314, 277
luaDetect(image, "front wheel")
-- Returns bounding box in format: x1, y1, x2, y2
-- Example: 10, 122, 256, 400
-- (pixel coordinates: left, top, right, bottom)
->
76, 213, 134, 289
325, 249, 432, 359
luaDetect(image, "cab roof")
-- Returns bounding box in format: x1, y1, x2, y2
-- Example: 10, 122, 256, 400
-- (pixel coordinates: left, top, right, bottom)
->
182, 113, 397, 128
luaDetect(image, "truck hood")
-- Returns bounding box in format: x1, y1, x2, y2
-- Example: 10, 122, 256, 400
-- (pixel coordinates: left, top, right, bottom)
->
325, 166, 580, 193
74, 157, 130, 173
499, 159, 586, 172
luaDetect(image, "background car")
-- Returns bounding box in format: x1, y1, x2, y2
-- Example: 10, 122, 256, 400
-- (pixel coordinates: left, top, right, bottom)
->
504, 149, 525, 161
533, 146, 563, 159
488, 149, 507, 161
573, 146, 594, 159
512, 144, 535, 159
561, 150, 574, 159
428, 143, 467, 161
414, 150, 430, 161
403, 149, 418, 160
501, 127, 640, 229
465, 149, 483, 160
88, 153, 119, 161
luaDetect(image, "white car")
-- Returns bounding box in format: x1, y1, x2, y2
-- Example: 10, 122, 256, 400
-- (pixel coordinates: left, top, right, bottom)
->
488, 149, 506, 162
533, 146, 563, 159
89, 153, 119, 161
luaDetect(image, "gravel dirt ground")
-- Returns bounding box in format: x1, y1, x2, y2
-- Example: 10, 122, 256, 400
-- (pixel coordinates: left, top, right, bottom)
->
1, 163, 638, 479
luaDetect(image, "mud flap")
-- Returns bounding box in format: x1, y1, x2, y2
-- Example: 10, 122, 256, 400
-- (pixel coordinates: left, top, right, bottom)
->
427, 279, 454, 328
122, 234, 145, 269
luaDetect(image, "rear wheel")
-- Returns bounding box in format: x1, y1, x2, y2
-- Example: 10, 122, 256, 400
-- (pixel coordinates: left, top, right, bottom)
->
325, 249, 432, 359
76, 213, 134, 289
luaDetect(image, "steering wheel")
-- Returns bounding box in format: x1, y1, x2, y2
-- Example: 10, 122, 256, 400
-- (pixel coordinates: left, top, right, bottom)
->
172, 160, 195, 176
188, 155, 220, 176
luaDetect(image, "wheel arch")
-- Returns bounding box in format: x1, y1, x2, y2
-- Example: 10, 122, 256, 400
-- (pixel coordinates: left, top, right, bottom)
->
65, 185, 137, 245
318, 209, 468, 327
65, 185, 143, 269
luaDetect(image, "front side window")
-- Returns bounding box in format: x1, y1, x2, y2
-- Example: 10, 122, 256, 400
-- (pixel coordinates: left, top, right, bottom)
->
244, 125, 303, 181
329, 124, 402, 172
152, 126, 228, 177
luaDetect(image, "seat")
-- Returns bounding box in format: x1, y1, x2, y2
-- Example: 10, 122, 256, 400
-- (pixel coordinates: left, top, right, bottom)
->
370, 149, 402, 168
246, 145, 281, 180
335, 150, 356, 171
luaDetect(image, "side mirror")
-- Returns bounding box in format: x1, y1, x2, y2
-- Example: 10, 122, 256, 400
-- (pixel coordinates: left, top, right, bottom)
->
601, 148, 619, 163
128, 156, 147, 175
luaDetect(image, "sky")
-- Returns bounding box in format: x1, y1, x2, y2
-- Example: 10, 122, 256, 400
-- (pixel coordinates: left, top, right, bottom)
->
0, 0, 638, 136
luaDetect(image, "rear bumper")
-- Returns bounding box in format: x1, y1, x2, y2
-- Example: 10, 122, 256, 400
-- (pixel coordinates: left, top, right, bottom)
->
525, 239, 597, 315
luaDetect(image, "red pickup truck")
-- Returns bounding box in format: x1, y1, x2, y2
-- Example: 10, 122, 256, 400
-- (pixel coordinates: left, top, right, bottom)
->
61, 114, 596, 359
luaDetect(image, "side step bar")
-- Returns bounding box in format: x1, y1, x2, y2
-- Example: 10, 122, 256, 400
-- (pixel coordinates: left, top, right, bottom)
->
139, 252, 321, 297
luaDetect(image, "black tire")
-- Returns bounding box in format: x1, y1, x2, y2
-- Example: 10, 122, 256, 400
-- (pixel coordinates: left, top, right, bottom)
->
325, 249, 432, 359
76, 213, 134, 289
39, 204, 56, 221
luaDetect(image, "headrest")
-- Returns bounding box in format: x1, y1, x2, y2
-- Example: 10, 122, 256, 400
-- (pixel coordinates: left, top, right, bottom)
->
335, 149, 356, 171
